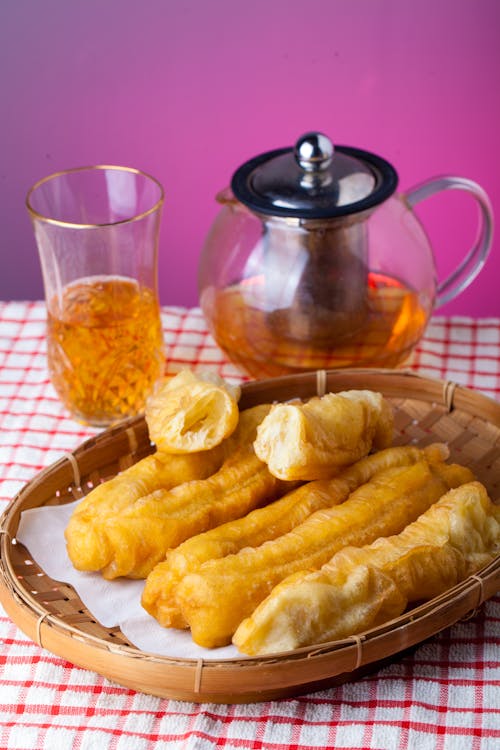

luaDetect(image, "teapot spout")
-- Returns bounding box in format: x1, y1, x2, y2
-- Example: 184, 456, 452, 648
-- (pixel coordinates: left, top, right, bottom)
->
216, 187, 238, 206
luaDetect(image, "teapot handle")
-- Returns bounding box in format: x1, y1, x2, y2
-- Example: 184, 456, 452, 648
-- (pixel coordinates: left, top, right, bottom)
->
404, 176, 494, 307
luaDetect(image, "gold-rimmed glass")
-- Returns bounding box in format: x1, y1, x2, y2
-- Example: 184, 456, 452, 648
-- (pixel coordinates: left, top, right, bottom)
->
26, 165, 166, 427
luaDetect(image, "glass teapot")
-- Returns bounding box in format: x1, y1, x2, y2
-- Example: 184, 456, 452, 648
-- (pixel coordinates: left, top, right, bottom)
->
198, 132, 493, 379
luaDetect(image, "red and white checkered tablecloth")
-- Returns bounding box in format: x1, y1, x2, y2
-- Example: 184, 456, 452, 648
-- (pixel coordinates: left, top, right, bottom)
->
0, 300, 499, 750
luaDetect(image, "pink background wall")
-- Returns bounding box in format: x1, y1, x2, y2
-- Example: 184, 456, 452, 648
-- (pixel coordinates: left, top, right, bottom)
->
1, 0, 499, 316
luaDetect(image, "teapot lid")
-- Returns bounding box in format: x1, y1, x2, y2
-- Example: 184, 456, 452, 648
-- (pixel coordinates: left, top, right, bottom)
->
231, 132, 398, 219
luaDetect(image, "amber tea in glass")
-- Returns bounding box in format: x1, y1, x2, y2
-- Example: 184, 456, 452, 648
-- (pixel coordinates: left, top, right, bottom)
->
27, 166, 165, 426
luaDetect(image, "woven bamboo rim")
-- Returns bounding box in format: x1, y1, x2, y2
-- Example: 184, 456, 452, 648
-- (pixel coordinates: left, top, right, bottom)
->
0, 369, 499, 703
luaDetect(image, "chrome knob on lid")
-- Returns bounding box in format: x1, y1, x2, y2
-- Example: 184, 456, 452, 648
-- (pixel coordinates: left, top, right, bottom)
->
294, 132, 335, 191
294, 132, 334, 172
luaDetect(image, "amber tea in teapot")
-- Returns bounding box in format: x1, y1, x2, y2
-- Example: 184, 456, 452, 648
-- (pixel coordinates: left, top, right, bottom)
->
201, 272, 427, 378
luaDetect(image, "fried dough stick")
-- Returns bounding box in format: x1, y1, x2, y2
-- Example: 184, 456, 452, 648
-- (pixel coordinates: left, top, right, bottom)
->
253, 390, 394, 480
234, 482, 500, 654
175, 460, 474, 648
65, 404, 273, 577
142, 443, 448, 628
71, 445, 228, 522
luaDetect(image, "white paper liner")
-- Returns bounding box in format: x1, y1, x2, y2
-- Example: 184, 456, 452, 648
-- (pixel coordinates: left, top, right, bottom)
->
17, 500, 240, 660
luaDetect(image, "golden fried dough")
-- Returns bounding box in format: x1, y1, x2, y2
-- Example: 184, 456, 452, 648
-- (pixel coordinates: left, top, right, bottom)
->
65, 444, 231, 572
234, 482, 500, 654
71, 445, 225, 522
175, 460, 474, 648
65, 404, 271, 576
253, 390, 394, 480
142, 443, 448, 629
96, 451, 295, 579
145, 369, 241, 453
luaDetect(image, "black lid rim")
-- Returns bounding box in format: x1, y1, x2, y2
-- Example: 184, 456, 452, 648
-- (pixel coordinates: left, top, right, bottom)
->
230, 144, 399, 219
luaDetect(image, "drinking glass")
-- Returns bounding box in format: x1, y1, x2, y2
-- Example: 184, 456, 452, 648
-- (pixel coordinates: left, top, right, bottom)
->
26, 165, 166, 427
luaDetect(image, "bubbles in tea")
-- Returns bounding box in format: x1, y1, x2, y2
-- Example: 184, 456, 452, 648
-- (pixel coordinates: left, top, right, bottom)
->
47, 276, 165, 425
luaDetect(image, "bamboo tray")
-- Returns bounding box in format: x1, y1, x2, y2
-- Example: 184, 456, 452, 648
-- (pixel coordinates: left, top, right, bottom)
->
0, 369, 499, 703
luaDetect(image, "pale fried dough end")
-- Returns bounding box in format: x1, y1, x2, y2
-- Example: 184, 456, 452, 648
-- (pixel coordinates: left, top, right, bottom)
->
145, 370, 240, 454
234, 566, 407, 655
253, 390, 394, 480
234, 482, 500, 655
175, 461, 474, 648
